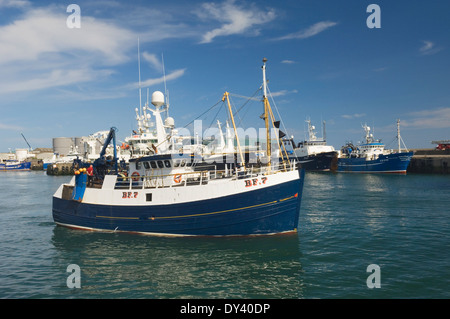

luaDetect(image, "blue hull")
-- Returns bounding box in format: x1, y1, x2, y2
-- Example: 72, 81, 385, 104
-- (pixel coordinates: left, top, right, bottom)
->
289, 151, 338, 171
52, 171, 305, 236
337, 151, 413, 173
0, 161, 31, 171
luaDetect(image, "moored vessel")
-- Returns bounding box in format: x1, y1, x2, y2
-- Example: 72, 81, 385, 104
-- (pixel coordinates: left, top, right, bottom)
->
0, 159, 31, 171
337, 120, 413, 173
52, 59, 305, 236
283, 119, 337, 171
0, 148, 33, 171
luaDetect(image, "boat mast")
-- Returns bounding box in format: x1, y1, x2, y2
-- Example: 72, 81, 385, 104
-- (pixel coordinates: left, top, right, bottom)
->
262, 58, 271, 167
396, 119, 409, 152
222, 92, 245, 169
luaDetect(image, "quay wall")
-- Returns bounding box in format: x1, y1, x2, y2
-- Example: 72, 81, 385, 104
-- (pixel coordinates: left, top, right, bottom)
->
46, 162, 74, 176
408, 149, 450, 174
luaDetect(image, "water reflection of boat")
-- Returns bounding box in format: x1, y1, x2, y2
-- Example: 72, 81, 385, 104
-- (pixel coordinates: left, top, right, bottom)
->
50, 225, 303, 298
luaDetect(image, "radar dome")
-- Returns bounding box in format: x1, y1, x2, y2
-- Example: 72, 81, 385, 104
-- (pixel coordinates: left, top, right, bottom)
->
165, 117, 175, 128
151, 91, 165, 107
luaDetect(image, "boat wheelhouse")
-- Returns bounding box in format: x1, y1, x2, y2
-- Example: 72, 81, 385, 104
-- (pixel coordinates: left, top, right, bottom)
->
283, 119, 337, 171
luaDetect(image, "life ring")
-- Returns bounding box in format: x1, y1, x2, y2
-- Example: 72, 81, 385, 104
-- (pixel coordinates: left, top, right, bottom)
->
131, 171, 140, 182
173, 174, 182, 183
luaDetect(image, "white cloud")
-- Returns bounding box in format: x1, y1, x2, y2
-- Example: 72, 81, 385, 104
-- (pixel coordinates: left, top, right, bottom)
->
269, 89, 298, 97
281, 60, 296, 64
275, 21, 338, 41
402, 107, 450, 129
0, 8, 135, 66
0, 68, 114, 94
373, 67, 388, 72
419, 40, 441, 56
0, 122, 24, 131
142, 52, 163, 72
197, 0, 276, 44
420, 41, 433, 52
128, 69, 186, 89
0, 0, 30, 8
0, 3, 198, 97
342, 113, 366, 120
0, 6, 139, 95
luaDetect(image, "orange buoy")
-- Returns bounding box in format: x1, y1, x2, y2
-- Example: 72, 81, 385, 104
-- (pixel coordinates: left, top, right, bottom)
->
131, 171, 140, 182
173, 174, 182, 183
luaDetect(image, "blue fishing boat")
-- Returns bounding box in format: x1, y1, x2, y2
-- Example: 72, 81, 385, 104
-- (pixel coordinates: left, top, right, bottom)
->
1, 148, 32, 171
52, 59, 305, 236
338, 120, 413, 173
52, 153, 303, 236
0, 160, 31, 171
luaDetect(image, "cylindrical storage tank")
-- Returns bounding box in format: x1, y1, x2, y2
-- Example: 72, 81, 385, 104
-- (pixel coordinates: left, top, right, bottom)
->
53, 137, 74, 156
74, 137, 85, 154
15, 148, 28, 161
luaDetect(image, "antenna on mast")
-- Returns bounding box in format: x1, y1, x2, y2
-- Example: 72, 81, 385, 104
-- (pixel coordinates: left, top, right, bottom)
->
162, 53, 169, 117
137, 37, 142, 117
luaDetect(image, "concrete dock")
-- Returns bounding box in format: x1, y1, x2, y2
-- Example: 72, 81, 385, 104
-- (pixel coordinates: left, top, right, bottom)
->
408, 149, 450, 174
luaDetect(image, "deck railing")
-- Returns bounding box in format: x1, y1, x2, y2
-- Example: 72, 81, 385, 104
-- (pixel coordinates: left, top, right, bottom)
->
113, 161, 296, 190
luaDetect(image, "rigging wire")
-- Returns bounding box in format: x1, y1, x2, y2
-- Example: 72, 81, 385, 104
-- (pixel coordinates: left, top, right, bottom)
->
226, 95, 244, 131
231, 87, 262, 127
208, 101, 226, 130
181, 99, 223, 130
267, 85, 291, 139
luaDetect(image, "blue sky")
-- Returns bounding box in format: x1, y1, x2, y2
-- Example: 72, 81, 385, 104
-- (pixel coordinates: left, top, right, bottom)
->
1, 0, 449, 152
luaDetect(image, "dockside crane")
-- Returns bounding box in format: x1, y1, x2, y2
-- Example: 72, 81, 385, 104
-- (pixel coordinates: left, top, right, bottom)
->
21, 133, 32, 151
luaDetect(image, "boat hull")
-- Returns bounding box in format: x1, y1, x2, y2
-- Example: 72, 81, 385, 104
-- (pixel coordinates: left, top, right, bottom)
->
290, 151, 337, 171
52, 170, 305, 236
337, 151, 413, 173
0, 161, 31, 171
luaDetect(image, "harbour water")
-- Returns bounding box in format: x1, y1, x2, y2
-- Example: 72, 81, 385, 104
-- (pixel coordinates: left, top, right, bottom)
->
0, 171, 448, 299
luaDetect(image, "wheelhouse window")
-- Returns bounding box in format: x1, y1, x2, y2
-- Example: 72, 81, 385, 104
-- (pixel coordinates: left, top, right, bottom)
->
143, 162, 150, 169
150, 161, 157, 169
164, 160, 171, 168
157, 160, 164, 168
